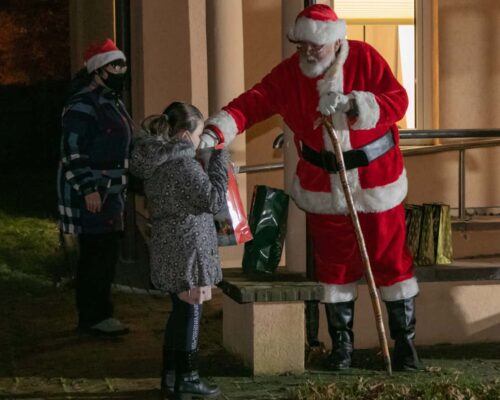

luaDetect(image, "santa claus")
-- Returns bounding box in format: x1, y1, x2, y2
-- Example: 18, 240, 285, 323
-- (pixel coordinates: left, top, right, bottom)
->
201, 4, 422, 371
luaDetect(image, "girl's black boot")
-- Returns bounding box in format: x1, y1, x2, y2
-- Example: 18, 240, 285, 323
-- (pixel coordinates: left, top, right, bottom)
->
174, 350, 220, 399
160, 346, 175, 399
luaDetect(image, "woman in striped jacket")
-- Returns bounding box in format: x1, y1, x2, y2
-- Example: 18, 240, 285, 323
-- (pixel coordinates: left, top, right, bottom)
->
57, 39, 131, 337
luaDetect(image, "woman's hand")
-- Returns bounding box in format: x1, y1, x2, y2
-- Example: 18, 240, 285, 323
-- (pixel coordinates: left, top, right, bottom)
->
84, 192, 102, 213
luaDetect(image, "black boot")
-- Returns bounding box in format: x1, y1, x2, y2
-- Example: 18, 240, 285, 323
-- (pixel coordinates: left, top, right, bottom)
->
160, 346, 175, 399
305, 301, 321, 347
174, 350, 220, 400
325, 301, 355, 370
385, 297, 423, 371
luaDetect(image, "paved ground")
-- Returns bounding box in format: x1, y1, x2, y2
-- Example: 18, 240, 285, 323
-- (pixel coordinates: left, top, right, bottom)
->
1, 283, 499, 400
0, 375, 309, 399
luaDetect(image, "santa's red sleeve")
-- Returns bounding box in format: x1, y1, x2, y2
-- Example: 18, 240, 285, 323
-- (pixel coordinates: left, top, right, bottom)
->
349, 42, 409, 131
205, 60, 289, 145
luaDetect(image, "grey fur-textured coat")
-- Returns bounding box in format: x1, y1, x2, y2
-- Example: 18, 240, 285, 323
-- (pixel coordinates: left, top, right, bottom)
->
130, 134, 228, 293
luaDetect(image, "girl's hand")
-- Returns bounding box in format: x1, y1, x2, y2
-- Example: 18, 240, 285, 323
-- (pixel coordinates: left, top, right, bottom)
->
84, 192, 102, 213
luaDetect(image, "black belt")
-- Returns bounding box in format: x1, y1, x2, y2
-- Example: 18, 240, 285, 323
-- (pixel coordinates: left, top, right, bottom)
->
301, 130, 395, 173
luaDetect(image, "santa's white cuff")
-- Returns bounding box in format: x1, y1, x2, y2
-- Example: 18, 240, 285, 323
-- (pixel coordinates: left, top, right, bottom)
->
321, 281, 358, 303
379, 277, 419, 302
350, 91, 380, 130
205, 110, 239, 146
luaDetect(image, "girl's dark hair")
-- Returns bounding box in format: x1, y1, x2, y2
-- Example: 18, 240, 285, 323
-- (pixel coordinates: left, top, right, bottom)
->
67, 67, 94, 97
141, 101, 203, 140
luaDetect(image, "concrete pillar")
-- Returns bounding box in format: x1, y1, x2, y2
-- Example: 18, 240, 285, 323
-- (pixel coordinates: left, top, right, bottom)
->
282, 0, 307, 274
69, 0, 115, 74
129, 0, 208, 121
129, 0, 209, 265
242, 0, 283, 208
207, 0, 247, 268
223, 295, 305, 374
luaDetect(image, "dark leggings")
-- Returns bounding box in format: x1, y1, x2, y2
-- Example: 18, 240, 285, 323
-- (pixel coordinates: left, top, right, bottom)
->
164, 294, 203, 351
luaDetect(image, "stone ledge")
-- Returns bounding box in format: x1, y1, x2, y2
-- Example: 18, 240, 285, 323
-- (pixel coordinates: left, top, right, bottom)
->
219, 263, 500, 304
218, 269, 323, 304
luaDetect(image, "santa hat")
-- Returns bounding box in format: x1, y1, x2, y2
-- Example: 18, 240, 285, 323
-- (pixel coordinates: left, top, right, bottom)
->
84, 38, 126, 73
288, 4, 346, 45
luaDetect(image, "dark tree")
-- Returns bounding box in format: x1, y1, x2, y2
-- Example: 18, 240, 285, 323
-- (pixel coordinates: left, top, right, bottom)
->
0, 0, 69, 85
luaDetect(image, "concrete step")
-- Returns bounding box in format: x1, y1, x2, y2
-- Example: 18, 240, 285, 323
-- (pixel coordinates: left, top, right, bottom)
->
452, 228, 500, 258
416, 256, 500, 281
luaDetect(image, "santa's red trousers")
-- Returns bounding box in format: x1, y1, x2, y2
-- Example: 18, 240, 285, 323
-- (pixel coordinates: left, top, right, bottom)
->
307, 203, 414, 287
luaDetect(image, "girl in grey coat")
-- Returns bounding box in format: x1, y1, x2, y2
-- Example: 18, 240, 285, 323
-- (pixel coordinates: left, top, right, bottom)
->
130, 102, 228, 400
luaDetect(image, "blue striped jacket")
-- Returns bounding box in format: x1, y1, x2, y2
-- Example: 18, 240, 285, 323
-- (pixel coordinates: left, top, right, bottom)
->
57, 83, 132, 234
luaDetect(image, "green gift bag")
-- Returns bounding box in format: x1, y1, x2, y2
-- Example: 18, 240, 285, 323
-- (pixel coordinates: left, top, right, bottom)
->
432, 203, 453, 264
242, 185, 289, 275
404, 204, 423, 258
416, 204, 436, 266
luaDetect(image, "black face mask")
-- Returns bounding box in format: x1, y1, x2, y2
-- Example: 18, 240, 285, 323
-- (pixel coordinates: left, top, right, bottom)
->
101, 72, 126, 93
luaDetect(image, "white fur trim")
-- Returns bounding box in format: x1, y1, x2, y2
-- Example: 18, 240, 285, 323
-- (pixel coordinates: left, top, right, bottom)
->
85, 50, 126, 73
321, 281, 358, 303
205, 110, 239, 146
288, 17, 346, 45
317, 40, 349, 95
379, 277, 419, 302
351, 91, 380, 130
291, 168, 407, 215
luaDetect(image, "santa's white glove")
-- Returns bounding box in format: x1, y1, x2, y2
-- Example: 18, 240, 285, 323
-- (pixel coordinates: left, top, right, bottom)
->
199, 129, 219, 149
317, 92, 351, 116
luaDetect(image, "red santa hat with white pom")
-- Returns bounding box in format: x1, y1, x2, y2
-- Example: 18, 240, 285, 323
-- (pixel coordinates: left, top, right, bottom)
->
287, 4, 346, 45
84, 38, 126, 73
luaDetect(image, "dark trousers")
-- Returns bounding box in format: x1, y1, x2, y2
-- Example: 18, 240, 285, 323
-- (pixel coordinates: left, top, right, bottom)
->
76, 232, 120, 328
164, 294, 203, 352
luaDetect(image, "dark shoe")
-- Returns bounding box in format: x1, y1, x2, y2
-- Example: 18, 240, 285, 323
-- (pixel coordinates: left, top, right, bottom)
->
325, 301, 355, 370
175, 372, 220, 399
175, 350, 220, 399
393, 337, 423, 371
161, 347, 175, 399
328, 334, 353, 370
385, 297, 424, 371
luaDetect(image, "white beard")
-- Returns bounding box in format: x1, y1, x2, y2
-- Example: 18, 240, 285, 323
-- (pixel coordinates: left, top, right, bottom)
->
299, 51, 336, 78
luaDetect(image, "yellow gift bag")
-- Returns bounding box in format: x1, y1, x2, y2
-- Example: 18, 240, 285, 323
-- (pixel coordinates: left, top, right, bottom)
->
404, 204, 423, 259
416, 204, 436, 266
433, 203, 453, 264
405, 203, 453, 266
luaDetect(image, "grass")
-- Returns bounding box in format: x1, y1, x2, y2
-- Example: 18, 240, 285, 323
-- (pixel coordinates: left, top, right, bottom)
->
0, 210, 65, 287
290, 344, 500, 400
0, 170, 68, 289
290, 377, 500, 400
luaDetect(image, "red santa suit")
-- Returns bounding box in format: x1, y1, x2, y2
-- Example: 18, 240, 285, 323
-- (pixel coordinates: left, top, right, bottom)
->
205, 32, 418, 304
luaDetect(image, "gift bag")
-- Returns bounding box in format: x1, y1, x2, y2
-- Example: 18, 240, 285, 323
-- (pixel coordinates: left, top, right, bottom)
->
197, 147, 252, 247
416, 204, 435, 266
242, 185, 289, 275
407, 203, 453, 266
214, 166, 253, 246
431, 203, 453, 264
404, 204, 423, 258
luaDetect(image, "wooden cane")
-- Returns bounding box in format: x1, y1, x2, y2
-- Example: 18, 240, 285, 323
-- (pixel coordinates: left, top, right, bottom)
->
322, 116, 392, 376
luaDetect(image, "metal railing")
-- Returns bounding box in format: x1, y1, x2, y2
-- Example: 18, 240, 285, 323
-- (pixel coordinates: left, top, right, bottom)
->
401, 130, 500, 220
239, 130, 500, 221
